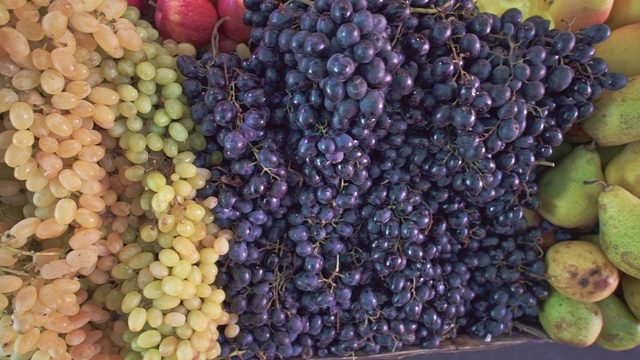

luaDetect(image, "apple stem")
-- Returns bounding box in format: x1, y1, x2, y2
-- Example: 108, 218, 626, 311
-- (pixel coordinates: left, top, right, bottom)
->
211, 17, 231, 56
148, 0, 156, 9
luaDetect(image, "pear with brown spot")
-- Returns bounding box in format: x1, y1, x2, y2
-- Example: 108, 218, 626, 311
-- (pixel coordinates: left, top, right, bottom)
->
545, 240, 620, 302
597, 183, 640, 279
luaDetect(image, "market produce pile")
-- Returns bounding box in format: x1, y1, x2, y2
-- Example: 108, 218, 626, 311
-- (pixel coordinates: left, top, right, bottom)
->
175, 0, 626, 358
0, 0, 633, 359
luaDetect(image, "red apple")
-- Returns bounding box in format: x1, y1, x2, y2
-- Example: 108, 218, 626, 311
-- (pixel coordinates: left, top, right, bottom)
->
127, 0, 147, 12
154, 0, 219, 48
216, 31, 241, 53
216, 0, 252, 43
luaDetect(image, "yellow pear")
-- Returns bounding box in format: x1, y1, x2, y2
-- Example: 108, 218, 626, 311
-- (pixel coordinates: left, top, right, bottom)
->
581, 75, 640, 146
537, 144, 604, 228
606, 0, 640, 30
545, 240, 620, 302
604, 140, 640, 199
596, 294, 640, 350
594, 24, 640, 77
621, 275, 640, 321
539, 288, 603, 347
598, 183, 640, 279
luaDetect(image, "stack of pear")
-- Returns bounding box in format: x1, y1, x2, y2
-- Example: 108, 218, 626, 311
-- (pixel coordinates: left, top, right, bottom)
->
604, 140, 640, 199
536, 144, 604, 228
582, 76, 640, 146
597, 183, 640, 279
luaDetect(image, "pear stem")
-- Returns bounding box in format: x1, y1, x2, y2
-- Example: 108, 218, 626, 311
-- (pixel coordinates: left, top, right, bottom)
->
583, 180, 614, 192
534, 160, 555, 167
584, 140, 597, 151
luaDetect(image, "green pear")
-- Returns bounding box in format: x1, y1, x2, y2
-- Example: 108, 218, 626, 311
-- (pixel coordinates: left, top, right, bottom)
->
582, 75, 640, 146
598, 184, 640, 278
539, 288, 603, 347
621, 275, 640, 320
605, 140, 640, 199
537, 144, 604, 228
598, 144, 626, 170
596, 294, 640, 350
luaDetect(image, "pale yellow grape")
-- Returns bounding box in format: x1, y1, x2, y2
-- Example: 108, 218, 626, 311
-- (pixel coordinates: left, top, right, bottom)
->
4, 144, 32, 167
74, 207, 102, 228
0, 88, 19, 112
128, 307, 147, 332
78, 194, 105, 212
89, 86, 120, 105
50, 47, 78, 78
15, 19, 45, 42
64, 328, 86, 346
69, 11, 100, 33
176, 339, 194, 360
37, 283, 65, 309
160, 276, 184, 297
9, 217, 40, 238
66, 80, 91, 99
157, 249, 179, 268
0, 27, 30, 57
159, 336, 178, 357
110, 262, 135, 280
153, 295, 181, 311
224, 323, 240, 339
31, 48, 52, 70
40, 69, 65, 95
0, 3, 8, 25
54, 198, 77, 224
146, 307, 163, 328
12, 69, 41, 90
69, 100, 95, 118
137, 329, 161, 349
93, 24, 124, 58
58, 168, 83, 191
77, 145, 105, 162
13, 327, 40, 354
116, 28, 143, 51
127, 252, 154, 269
9, 102, 34, 130
66, 247, 99, 268
142, 280, 163, 299
11, 129, 34, 148
120, 291, 141, 314
119, 243, 142, 263
171, 260, 192, 280
93, 104, 116, 128
41, 10, 67, 39
57, 139, 83, 158
51, 92, 79, 110
13, 285, 37, 314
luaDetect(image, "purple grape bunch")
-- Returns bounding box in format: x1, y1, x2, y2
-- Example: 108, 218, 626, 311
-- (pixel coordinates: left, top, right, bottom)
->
175, 0, 626, 358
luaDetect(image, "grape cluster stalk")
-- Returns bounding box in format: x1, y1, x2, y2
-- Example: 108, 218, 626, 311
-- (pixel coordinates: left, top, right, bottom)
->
0, 1, 237, 360
176, 0, 627, 358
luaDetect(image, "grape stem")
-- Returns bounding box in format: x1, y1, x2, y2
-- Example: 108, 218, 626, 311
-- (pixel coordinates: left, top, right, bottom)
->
284, 0, 314, 7
0, 266, 31, 277
211, 17, 231, 57
409, 0, 453, 14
